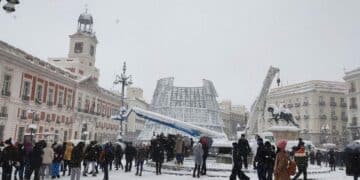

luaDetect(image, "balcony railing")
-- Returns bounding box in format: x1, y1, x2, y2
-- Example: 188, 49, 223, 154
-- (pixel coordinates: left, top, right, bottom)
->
340, 103, 347, 108
331, 116, 338, 120
350, 122, 358, 127
0, 113, 8, 117
349, 88, 356, 93
57, 104, 63, 108
1, 90, 10, 97
22, 95, 30, 101
341, 116, 348, 121
303, 102, 309, 106
319, 115, 327, 120
47, 101, 53, 107
319, 101, 326, 106
350, 104, 358, 109
46, 118, 51, 123
330, 102, 337, 107
20, 115, 27, 120
35, 98, 42, 105
294, 102, 301, 107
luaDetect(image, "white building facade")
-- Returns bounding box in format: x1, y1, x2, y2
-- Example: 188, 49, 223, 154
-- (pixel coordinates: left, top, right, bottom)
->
261, 80, 347, 146
0, 12, 120, 143
343, 67, 360, 141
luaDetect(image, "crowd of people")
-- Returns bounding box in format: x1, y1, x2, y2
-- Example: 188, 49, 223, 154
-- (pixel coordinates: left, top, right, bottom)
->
230, 135, 360, 180
0, 133, 359, 180
0, 133, 201, 180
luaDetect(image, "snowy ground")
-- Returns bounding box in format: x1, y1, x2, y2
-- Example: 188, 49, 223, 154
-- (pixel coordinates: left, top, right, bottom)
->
67, 166, 352, 180
9, 159, 353, 179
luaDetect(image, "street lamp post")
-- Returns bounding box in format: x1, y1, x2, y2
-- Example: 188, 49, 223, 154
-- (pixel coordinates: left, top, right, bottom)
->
113, 62, 132, 136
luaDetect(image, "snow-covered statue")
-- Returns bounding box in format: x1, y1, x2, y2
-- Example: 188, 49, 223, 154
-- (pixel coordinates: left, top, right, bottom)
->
267, 104, 299, 127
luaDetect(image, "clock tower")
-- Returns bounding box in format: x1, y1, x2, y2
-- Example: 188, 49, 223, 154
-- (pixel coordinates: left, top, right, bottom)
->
49, 10, 100, 79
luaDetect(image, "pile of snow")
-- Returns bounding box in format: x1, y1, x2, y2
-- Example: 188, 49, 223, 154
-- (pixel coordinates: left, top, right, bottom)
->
267, 125, 300, 132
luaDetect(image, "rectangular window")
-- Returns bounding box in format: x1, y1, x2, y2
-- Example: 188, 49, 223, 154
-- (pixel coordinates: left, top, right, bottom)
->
340, 98, 345, 104
351, 97, 357, 106
319, 96, 324, 101
67, 94, 72, 107
74, 42, 83, 53
2, 74, 11, 95
330, 97, 335, 103
331, 109, 336, 116
58, 91, 64, 105
47, 88, 54, 105
22, 81, 31, 98
36, 85, 42, 101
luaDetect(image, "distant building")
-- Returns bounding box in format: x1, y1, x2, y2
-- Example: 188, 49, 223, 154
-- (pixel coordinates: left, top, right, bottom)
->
0, 11, 120, 143
262, 80, 347, 146
137, 77, 226, 140
343, 67, 360, 141
123, 87, 149, 141
219, 100, 247, 140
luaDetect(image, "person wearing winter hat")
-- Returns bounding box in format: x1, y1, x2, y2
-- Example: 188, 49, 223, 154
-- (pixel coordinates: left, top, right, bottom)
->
274, 139, 290, 180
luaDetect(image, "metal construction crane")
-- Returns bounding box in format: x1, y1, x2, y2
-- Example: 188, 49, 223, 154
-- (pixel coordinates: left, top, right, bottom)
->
245, 66, 280, 136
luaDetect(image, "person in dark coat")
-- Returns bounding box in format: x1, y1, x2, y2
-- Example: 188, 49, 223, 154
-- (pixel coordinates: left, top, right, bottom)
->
263, 142, 275, 180
52, 143, 63, 178
14, 142, 25, 180
99, 143, 113, 180
70, 142, 85, 180
125, 142, 137, 172
83, 141, 98, 176
135, 144, 147, 176
316, 150, 323, 166
152, 137, 165, 175
238, 134, 251, 169
114, 144, 124, 170
201, 141, 209, 175
293, 142, 308, 180
329, 149, 336, 171
230, 142, 249, 180
1, 138, 16, 180
309, 150, 315, 165
254, 138, 266, 180
25, 142, 43, 180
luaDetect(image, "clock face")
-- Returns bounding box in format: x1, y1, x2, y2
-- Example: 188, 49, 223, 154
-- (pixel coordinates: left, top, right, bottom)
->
74, 42, 83, 53
90, 45, 95, 56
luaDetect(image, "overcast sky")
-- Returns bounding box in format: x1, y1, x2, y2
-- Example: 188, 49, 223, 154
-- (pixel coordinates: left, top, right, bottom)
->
1, 0, 359, 108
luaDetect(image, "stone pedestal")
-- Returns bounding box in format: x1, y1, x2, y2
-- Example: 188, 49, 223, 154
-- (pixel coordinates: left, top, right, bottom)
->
267, 125, 300, 141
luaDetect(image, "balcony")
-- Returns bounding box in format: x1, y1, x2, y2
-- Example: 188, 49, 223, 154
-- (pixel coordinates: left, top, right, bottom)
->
294, 102, 301, 107
349, 88, 356, 93
350, 104, 358, 109
46, 118, 51, 123
319, 114, 327, 120
22, 95, 30, 101
303, 115, 310, 120
20, 115, 27, 120
35, 98, 42, 105
331, 116, 338, 121
330, 102, 337, 107
341, 116, 348, 122
47, 101, 53, 107
287, 104, 293, 108
77, 108, 81, 112
57, 104, 63, 108
303, 102, 309, 106
66, 106, 72, 110
96, 112, 101, 116
34, 116, 40, 121
340, 103, 347, 108
0, 113, 8, 117
319, 101, 326, 106
350, 122, 358, 127
1, 90, 10, 97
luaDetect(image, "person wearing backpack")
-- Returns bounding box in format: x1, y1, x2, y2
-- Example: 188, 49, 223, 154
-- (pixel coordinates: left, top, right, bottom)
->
274, 140, 290, 180
293, 142, 308, 180
263, 142, 276, 180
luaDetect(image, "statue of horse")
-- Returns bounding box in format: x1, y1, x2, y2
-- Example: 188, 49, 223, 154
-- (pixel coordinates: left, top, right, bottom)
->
267, 104, 299, 127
